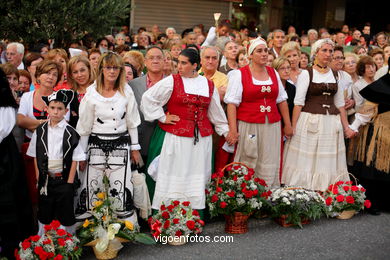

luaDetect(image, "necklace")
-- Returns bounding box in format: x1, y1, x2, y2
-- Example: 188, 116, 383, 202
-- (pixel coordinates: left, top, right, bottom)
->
315, 63, 329, 73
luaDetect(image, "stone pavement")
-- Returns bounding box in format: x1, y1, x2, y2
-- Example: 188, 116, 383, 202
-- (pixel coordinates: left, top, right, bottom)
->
82, 212, 390, 260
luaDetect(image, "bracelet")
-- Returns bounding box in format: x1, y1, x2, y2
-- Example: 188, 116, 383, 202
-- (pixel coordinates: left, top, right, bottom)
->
131, 143, 139, 146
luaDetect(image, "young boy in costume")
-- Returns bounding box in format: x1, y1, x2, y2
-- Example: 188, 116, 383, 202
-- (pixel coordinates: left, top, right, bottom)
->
27, 89, 85, 234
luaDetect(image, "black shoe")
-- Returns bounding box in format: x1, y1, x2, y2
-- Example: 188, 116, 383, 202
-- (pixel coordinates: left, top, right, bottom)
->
367, 208, 381, 215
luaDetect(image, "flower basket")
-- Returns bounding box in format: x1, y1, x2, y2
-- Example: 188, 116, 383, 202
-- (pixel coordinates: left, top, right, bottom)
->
224, 212, 251, 234
91, 240, 121, 260
323, 175, 371, 219
206, 162, 271, 222
77, 173, 155, 256
274, 215, 310, 227
336, 210, 356, 220
270, 187, 326, 228
149, 200, 204, 244
15, 220, 82, 260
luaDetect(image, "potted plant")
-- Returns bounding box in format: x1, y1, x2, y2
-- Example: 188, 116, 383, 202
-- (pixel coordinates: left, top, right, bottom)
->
269, 187, 326, 228
15, 220, 82, 260
323, 181, 371, 219
77, 174, 155, 259
148, 200, 204, 246
206, 162, 271, 234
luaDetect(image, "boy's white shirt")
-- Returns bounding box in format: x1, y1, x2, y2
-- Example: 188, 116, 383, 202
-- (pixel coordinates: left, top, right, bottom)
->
27, 118, 85, 173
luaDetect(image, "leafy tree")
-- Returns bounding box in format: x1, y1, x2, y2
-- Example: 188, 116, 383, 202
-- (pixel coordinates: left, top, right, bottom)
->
0, 0, 130, 47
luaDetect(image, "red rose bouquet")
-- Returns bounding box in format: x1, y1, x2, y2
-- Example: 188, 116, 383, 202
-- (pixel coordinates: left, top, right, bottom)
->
149, 200, 204, 239
323, 181, 371, 216
15, 220, 82, 260
206, 162, 271, 217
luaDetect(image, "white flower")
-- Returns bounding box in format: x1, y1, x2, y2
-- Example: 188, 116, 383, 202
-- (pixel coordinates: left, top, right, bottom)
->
237, 198, 245, 205
282, 197, 290, 205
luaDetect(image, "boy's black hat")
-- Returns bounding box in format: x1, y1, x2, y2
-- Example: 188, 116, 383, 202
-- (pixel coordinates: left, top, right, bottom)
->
42, 89, 74, 107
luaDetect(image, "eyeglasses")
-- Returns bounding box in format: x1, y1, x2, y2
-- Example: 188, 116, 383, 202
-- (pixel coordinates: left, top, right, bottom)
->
344, 61, 356, 65
146, 56, 164, 61
279, 66, 291, 71
103, 66, 120, 71
333, 56, 345, 60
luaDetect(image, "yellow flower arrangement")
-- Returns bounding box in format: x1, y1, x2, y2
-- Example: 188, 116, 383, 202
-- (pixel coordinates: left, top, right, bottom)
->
94, 200, 103, 207
125, 221, 134, 231
97, 192, 105, 200
83, 219, 92, 228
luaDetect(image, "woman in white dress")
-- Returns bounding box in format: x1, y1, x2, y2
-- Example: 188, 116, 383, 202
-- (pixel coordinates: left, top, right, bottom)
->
76, 52, 141, 224
141, 49, 229, 218
282, 39, 356, 191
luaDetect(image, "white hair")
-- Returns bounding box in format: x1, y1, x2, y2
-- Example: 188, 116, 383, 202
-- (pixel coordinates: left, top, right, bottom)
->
310, 38, 335, 61
200, 46, 220, 60
7, 42, 24, 54
115, 33, 126, 40
308, 29, 318, 36
166, 27, 176, 34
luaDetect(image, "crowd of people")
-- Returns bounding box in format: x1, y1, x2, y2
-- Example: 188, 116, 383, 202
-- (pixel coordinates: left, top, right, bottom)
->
0, 21, 389, 258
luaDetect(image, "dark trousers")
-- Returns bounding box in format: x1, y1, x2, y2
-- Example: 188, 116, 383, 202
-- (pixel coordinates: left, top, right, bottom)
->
38, 178, 75, 226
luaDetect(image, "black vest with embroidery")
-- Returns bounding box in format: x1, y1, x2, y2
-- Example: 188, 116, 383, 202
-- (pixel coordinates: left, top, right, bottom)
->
36, 122, 80, 189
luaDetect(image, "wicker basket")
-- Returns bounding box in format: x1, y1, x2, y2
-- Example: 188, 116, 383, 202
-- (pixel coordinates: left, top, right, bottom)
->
224, 212, 251, 234
336, 210, 356, 220
167, 236, 187, 246
274, 215, 310, 227
85, 237, 128, 260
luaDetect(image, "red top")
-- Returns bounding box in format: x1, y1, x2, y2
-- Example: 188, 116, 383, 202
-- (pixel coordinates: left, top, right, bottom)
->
159, 74, 214, 138
237, 65, 281, 124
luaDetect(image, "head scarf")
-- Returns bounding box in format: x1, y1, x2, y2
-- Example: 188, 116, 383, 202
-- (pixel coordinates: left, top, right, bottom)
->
247, 37, 268, 55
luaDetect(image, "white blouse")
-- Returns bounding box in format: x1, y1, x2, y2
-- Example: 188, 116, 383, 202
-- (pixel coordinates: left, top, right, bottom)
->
294, 69, 345, 108
352, 78, 369, 113
140, 75, 229, 137
224, 68, 288, 106
0, 107, 16, 143
76, 83, 141, 151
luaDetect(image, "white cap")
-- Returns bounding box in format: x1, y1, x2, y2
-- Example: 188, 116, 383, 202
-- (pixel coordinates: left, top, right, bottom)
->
248, 37, 268, 55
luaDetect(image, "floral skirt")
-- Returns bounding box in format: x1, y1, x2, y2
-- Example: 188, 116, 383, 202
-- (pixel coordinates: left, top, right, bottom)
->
282, 112, 349, 191
74, 133, 137, 224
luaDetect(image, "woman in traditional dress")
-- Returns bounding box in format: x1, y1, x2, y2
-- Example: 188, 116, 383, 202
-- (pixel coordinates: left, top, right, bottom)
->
0, 68, 32, 259
224, 37, 293, 188
76, 52, 141, 224
282, 39, 355, 191
349, 67, 390, 214
141, 49, 229, 218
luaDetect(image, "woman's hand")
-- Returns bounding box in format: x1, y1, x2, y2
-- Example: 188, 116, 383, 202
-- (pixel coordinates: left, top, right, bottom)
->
344, 98, 355, 110
130, 150, 142, 165
164, 112, 180, 125
79, 160, 87, 172
283, 124, 294, 139
226, 131, 239, 145
344, 127, 357, 139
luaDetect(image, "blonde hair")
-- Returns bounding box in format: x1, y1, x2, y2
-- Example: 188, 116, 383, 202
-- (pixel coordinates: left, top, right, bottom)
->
47, 48, 69, 63
344, 52, 359, 62
67, 55, 95, 91
123, 50, 145, 75
272, 57, 290, 70
280, 41, 301, 57
96, 52, 126, 96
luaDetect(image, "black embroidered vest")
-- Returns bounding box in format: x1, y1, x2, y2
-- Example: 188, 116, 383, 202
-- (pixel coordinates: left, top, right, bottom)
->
36, 122, 80, 189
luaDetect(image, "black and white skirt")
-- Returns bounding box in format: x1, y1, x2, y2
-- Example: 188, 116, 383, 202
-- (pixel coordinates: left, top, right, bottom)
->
74, 132, 137, 224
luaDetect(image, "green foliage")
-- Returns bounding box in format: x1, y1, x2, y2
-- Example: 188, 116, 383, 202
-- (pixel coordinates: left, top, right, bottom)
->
0, 0, 130, 47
